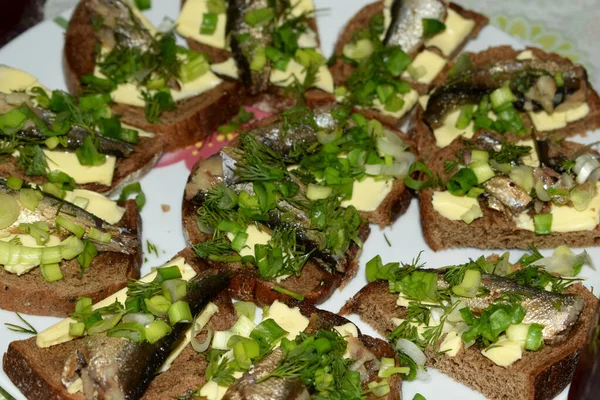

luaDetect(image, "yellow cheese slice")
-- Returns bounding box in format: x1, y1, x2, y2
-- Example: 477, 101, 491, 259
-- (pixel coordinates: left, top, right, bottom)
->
63, 189, 125, 224
370, 89, 419, 119
529, 102, 590, 132
226, 224, 271, 258
402, 50, 447, 84
341, 177, 394, 211
433, 109, 476, 148
267, 300, 309, 340
432, 190, 482, 221
425, 9, 475, 57
177, 0, 228, 49
269, 58, 334, 93
44, 150, 116, 186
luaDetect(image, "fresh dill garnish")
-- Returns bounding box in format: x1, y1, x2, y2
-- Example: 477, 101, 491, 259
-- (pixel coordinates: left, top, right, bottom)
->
54, 16, 69, 30
487, 143, 532, 164
384, 233, 391, 247
205, 350, 236, 386
192, 236, 234, 260
234, 134, 287, 181
4, 313, 37, 335
146, 240, 159, 257
443, 160, 457, 174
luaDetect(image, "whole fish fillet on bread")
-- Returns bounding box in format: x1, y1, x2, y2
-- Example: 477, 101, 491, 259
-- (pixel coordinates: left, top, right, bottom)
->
3, 248, 402, 400
329, 0, 488, 129
340, 250, 600, 400
64, 0, 245, 152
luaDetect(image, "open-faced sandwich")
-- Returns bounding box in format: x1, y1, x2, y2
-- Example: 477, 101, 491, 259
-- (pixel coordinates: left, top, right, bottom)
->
0, 176, 141, 317
0, 65, 162, 195
177, 0, 336, 111
65, 0, 244, 151
341, 248, 599, 400
415, 46, 600, 155
412, 127, 600, 250
329, 0, 488, 128
4, 249, 404, 400
182, 106, 416, 304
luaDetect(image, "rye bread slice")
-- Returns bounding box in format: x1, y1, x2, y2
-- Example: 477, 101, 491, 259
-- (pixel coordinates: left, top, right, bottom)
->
3, 248, 400, 400
0, 199, 142, 317
64, 0, 244, 152
0, 134, 164, 196
328, 1, 488, 129
422, 45, 600, 150
416, 131, 600, 251
341, 280, 599, 400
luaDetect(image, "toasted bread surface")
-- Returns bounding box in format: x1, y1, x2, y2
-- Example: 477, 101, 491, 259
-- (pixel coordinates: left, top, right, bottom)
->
341, 281, 599, 400
0, 200, 142, 317
64, 0, 244, 152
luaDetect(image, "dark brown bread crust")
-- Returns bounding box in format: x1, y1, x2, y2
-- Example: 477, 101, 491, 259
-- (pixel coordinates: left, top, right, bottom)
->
328, 1, 488, 129
341, 281, 599, 400
415, 130, 600, 251
425, 45, 600, 144
3, 249, 400, 400
0, 200, 142, 317
0, 135, 164, 196
64, 0, 244, 152
182, 194, 370, 305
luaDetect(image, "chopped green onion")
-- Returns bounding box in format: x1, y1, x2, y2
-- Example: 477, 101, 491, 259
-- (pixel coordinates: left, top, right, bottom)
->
250, 319, 288, 350
19, 188, 43, 211
534, 214, 552, 235
469, 161, 495, 184
6, 177, 23, 191
384, 94, 405, 112
118, 182, 146, 211
367, 380, 390, 397
244, 7, 275, 27
181, 54, 210, 82
525, 323, 544, 351
509, 166, 534, 192
18, 222, 50, 245
404, 161, 436, 190
0, 108, 28, 132
76, 135, 106, 167
168, 301, 193, 325
217, 220, 242, 234
447, 168, 478, 196
54, 16, 69, 29
76, 240, 98, 271
162, 279, 187, 302
40, 263, 63, 282
42, 182, 66, 200
295, 48, 326, 68
470, 149, 489, 163
490, 86, 518, 109
306, 184, 332, 201
145, 320, 172, 344
41, 245, 63, 264
134, 0, 151, 11
200, 13, 218, 35
455, 105, 475, 129
69, 322, 85, 337
107, 322, 146, 343
250, 46, 267, 71
272, 285, 305, 301
229, 335, 260, 369
87, 314, 122, 334
56, 216, 86, 238
145, 295, 172, 318
156, 265, 182, 281
412, 394, 427, 400
342, 39, 374, 61
230, 231, 249, 253
385, 47, 411, 77
422, 18, 446, 38
466, 187, 485, 198
45, 136, 60, 149
366, 255, 383, 282
554, 72, 564, 87
146, 78, 165, 90
461, 204, 483, 224
234, 301, 257, 320
87, 227, 112, 243
452, 269, 481, 298
0, 194, 20, 229
72, 196, 90, 209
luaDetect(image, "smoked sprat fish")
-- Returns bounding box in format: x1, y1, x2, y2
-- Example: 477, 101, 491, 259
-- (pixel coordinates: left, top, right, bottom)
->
61, 271, 231, 400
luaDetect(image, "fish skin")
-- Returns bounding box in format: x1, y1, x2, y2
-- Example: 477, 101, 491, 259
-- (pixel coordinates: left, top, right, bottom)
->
0, 93, 134, 158
424, 59, 586, 128
482, 176, 532, 214
87, 0, 154, 51
223, 348, 310, 400
384, 0, 447, 55
227, 0, 274, 95
62, 271, 232, 400
439, 272, 585, 344
0, 178, 138, 255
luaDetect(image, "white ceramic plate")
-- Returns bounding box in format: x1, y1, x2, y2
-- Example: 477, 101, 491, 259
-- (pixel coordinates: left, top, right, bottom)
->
0, 1, 598, 399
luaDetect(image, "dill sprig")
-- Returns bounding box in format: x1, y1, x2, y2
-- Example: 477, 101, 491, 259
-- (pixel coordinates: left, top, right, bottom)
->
5, 313, 37, 335
234, 134, 287, 182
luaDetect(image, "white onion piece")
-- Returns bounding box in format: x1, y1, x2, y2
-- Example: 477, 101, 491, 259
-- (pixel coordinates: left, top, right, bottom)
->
534, 200, 544, 214
5, 92, 29, 106
191, 326, 213, 353
122, 312, 155, 325
383, 129, 408, 150
393, 151, 416, 166
589, 167, 600, 182
535, 179, 551, 201
355, 364, 370, 382
574, 154, 600, 184
395, 338, 426, 366
376, 137, 407, 159
381, 163, 411, 177
559, 173, 575, 190
365, 164, 383, 176
531, 250, 593, 276
416, 368, 431, 382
